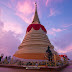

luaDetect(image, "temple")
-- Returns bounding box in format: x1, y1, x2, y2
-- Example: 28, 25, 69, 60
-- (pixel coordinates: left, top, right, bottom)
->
13, 3, 60, 61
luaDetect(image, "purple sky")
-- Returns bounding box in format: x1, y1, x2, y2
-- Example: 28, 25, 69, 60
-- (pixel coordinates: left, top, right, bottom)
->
0, 0, 72, 60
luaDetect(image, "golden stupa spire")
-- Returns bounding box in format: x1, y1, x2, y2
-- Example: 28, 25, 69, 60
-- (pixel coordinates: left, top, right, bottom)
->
32, 2, 40, 24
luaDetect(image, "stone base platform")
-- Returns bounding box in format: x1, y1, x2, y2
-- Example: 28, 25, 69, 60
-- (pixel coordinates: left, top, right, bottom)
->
13, 53, 60, 60
0, 63, 69, 70
13, 53, 46, 60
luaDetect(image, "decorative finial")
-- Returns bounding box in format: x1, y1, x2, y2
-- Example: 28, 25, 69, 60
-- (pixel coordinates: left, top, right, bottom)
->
35, 2, 37, 11
35, 2, 37, 7
31, 2, 40, 24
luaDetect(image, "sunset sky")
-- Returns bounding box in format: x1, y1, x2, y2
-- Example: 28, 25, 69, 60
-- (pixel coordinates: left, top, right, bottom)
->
0, 0, 72, 59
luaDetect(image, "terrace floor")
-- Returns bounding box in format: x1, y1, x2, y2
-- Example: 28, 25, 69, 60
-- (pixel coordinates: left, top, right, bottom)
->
0, 61, 72, 72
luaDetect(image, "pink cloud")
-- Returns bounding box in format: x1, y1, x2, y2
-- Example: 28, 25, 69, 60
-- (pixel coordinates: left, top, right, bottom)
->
0, 31, 20, 56
46, 0, 63, 6
62, 24, 72, 28
47, 28, 66, 36
51, 33, 72, 49
0, 7, 3, 17
0, 21, 21, 56
51, 32, 72, 59
49, 8, 56, 16
16, 1, 34, 15
53, 43, 72, 60
11, 0, 15, 3
0, 0, 34, 24
3, 22, 23, 34
48, 8, 60, 17
16, 12, 33, 24
0, 1, 12, 9
15, 1, 35, 24
65, 44, 72, 52
0, 0, 40, 24
0, 21, 3, 29
7, 2, 12, 8
0, 8, 1, 16
57, 44, 72, 54
46, 0, 50, 6
52, 28, 62, 32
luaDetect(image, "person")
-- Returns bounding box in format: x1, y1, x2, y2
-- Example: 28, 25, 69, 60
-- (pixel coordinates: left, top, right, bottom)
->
35, 62, 38, 66
7, 56, 11, 63
4, 56, 8, 64
0, 56, 3, 62
46, 46, 53, 61
0, 56, 3, 64
0, 56, 1, 62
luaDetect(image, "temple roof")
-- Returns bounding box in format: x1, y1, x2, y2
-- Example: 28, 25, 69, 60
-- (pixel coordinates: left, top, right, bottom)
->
32, 3, 40, 24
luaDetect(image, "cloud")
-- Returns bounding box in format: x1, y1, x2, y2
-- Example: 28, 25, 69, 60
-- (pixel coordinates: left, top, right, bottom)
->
0, 21, 21, 57
3, 22, 23, 34
50, 32, 72, 59
52, 28, 62, 32
7, 2, 12, 8
57, 44, 72, 54
45, 0, 63, 6
0, 21, 4, 38
16, 0, 34, 24
0, 0, 35, 24
47, 28, 66, 36
66, 50, 72, 60
49, 8, 56, 16
45, 0, 63, 17
0, 21, 4, 29
62, 24, 72, 28
48, 8, 60, 17
46, 0, 49, 6
0, 31, 21, 57
11, 0, 15, 3
16, 12, 33, 24
0, 0, 12, 9
0, 7, 2, 16
16, 1, 34, 15
55, 44, 72, 60
52, 33, 72, 49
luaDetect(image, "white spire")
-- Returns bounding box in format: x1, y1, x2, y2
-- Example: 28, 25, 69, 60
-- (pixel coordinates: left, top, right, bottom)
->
32, 2, 40, 24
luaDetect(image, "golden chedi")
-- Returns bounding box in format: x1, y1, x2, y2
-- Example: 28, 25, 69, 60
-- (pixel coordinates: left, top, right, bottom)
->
13, 3, 60, 61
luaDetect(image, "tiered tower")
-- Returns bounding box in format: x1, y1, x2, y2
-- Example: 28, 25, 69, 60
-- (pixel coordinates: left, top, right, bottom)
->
13, 3, 59, 60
